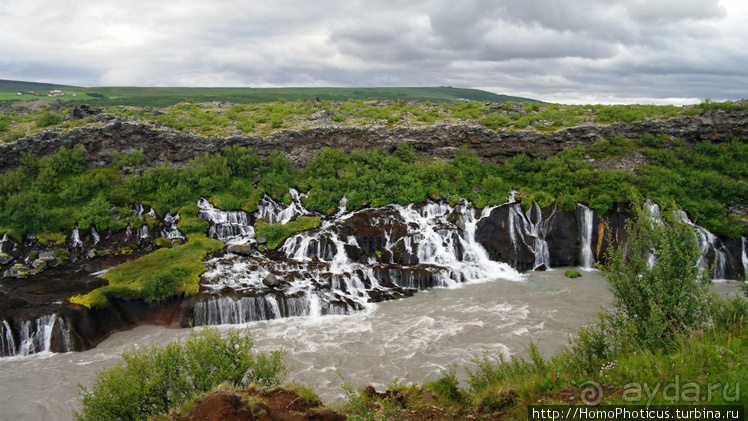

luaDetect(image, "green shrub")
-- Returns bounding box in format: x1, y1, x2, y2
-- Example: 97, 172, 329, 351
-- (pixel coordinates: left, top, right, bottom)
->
74, 327, 289, 421
36, 111, 64, 127
600, 205, 710, 351
426, 366, 464, 404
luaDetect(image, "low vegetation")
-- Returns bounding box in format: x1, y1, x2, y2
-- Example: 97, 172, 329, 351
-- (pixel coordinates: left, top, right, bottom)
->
69, 232, 223, 308
254, 216, 321, 250
2, 96, 747, 142
74, 327, 289, 421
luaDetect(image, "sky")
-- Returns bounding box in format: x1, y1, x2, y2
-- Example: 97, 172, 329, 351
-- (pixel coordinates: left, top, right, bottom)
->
1, 0, 746, 105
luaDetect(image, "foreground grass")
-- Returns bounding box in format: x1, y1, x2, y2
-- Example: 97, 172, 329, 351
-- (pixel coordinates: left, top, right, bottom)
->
69, 232, 223, 308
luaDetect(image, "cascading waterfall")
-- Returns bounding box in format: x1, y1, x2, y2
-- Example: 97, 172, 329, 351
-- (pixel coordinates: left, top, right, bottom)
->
90, 227, 100, 245
198, 196, 521, 327
160, 212, 184, 239
255, 188, 309, 224
0, 314, 70, 357
507, 202, 555, 270
70, 226, 83, 248
198, 198, 253, 244
0, 320, 16, 356
578, 204, 595, 269
674, 210, 730, 280
0, 233, 11, 253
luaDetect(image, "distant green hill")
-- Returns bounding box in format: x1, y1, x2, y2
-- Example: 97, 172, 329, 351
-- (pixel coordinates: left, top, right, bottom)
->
0, 80, 539, 107
0, 79, 80, 92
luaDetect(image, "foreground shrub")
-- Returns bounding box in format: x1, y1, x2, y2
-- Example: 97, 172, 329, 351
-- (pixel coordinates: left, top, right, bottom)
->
74, 327, 289, 421
601, 204, 710, 351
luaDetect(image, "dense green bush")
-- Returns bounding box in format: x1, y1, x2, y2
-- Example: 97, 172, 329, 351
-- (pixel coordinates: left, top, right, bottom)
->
600, 205, 711, 350
0, 130, 745, 240
74, 328, 289, 421
142, 265, 191, 306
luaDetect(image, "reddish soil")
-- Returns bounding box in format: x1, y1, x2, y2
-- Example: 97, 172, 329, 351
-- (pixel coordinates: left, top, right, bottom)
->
176, 387, 345, 421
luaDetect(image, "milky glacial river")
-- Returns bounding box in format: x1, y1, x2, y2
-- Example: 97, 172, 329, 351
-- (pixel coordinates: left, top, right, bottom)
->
0, 270, 741, 420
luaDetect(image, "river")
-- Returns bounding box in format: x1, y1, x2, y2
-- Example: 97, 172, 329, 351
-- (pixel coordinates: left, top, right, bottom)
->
0, 270, 741, 420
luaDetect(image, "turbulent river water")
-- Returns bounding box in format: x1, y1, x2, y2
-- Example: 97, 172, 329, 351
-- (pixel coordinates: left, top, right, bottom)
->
0, 270, 741, 420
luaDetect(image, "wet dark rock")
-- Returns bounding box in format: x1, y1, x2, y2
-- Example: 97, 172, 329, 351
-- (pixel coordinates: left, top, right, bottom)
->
534, 264, 548, 271
262, 273, 282, 288
227, 244, 254, 256
0, 253, 14, 265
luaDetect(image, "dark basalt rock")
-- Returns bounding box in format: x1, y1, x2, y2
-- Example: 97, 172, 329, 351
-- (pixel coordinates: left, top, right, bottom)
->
2, 110, 747, 171
262, 273, 282, 288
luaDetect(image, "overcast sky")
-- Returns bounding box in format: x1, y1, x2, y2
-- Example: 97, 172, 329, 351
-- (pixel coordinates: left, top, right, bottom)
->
1, 0, 746, 104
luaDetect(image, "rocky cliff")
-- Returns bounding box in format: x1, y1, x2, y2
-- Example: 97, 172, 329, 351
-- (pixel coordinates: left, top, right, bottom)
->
1, 109, 747, 170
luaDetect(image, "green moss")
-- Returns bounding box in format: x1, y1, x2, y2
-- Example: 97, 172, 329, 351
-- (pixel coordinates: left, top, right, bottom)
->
53, 248, 71, 261
70, 233, 224, 308
154, 237, 173, 248
37, 232, 67, 246
564, 269, 582, 278
254, 216, 321, 250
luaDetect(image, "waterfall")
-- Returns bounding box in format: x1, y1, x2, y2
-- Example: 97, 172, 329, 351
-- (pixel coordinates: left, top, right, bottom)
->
255, 188, 310, 224
0, 233, 11, 253
674, 210, 730, 280
198, 197, 253, 243
138, 225, 150, 239
1, 320, 16, 356
199, 197, 521, 328
70, 226, 83, 248
742, 237, 748, 281
160, 212, 184, 239
507, 202, 556, 270
644, 202, 661, 267
1, 314, 70, 357
578, 204, 595, 269
337, 196, 348, 215
90, 227, 100, 245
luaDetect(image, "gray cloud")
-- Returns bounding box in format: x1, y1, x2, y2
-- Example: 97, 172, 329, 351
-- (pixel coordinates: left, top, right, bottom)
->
0, 0, 745, 103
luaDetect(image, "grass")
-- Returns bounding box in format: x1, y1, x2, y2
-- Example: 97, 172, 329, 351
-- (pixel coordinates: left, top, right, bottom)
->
69, 232, 224, 308
254, 216, 321, 250
1, 83, 535, 108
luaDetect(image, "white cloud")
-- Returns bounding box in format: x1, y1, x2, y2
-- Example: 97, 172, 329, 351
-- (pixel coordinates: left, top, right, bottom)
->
0, 0, 746, 103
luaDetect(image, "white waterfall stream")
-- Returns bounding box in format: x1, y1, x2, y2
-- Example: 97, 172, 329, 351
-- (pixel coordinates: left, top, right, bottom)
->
198, 197, 254, 244
507, 202, 555, 270
578, 204, 595, 269
742, 237, 748, 280
0, 314, 71, 357
69, 227, 83, 248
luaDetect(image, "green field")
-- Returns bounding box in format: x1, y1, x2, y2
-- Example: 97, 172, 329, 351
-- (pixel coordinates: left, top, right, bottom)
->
0, 79, 538, 107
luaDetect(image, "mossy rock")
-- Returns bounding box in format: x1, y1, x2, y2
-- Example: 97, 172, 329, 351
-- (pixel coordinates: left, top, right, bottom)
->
155, 238, 173, 248
53, 249, 71, 261
565, 269, 582, 279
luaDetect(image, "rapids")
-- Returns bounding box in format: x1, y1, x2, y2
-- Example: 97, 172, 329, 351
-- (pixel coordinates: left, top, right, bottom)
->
0, 271, 743, 420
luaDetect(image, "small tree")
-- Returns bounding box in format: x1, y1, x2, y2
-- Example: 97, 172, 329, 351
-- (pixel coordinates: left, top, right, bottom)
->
601, 204, 710, 351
